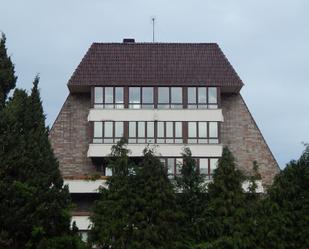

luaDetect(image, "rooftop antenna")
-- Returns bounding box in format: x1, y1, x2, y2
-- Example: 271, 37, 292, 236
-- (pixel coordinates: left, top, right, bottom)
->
152, 17, 155, 42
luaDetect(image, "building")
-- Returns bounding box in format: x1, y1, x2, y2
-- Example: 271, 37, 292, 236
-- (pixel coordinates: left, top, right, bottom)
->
49, 40, 280, 236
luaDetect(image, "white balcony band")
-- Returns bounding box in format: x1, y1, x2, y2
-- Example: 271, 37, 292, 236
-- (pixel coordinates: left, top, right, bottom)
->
88, 108, 224, 122
64, 179, 107, 193
88, 144, 223, 158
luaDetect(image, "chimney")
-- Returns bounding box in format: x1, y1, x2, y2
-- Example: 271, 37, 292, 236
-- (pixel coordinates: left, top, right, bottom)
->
123, 38, 135, 43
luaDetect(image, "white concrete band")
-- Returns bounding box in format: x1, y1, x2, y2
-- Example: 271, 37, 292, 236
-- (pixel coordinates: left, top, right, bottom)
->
88, 108, 224, 122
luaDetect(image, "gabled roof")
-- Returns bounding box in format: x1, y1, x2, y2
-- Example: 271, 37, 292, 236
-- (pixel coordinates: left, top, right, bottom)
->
68, 43, 243, 93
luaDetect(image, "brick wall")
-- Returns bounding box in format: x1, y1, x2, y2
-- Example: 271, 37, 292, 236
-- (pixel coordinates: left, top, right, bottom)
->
221, 93, 280, 186
49, 93, 96, 177
49, 92, 280, 186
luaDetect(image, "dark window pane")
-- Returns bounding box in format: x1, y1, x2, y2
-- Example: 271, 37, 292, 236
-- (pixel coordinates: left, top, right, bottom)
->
158, 87, 169, 103
210, 158, 218, 174
198, 87, 207, 104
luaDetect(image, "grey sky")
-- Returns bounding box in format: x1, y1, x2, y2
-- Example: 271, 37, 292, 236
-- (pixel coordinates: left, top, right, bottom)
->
1, 0, 308, 168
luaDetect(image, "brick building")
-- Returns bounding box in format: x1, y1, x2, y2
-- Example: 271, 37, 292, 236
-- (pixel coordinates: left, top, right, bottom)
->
49, 40, 279, 236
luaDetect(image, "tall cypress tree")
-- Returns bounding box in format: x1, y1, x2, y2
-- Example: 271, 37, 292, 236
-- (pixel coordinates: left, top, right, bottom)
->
197, 147, 249, 249
90, 138, 137, 249
256, 145, 309, 249
0, 78, 85, 249
130, 147, 182, 249
0, 33, 17, 108
175, 147, 207, 246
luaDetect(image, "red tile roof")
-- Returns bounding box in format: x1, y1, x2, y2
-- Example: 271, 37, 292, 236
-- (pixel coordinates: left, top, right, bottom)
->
68, 43, 243, 92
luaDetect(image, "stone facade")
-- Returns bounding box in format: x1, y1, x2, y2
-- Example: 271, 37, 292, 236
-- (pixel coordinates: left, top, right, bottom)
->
49, 92, 279, 186
221, 93, 280, 186
49, 93, 96, 177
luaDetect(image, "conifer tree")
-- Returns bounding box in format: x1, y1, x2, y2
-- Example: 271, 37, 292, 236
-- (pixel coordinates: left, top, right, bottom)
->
256, 145, 309, 249
130, 147, 182, 249
0, 33, 17, 108
0, 78, 85, 249
175, 147, 207, 246
89, 138, 137, 249
197, 146, 249, 249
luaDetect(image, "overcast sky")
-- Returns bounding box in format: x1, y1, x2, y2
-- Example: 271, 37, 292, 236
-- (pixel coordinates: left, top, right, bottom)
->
1, 0, 308, 168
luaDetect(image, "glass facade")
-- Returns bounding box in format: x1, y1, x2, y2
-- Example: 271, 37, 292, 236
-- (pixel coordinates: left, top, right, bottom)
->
93, 86, 219, 109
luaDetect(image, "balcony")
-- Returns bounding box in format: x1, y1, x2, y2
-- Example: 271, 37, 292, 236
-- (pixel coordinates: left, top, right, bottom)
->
88, 108, 223, 122
88, 143, 223, 158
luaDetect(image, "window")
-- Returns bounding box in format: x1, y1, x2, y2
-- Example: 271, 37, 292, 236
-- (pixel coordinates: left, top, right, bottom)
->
188, 122, 197, 143
166, 122, 173, 143
93, 122, 103, 143
209, 122, 219, 144
188, 122, 219, 144
176, 158, 183, 175
138, 121, 145, 143
167, 158, 175, 178
93, 87, 124, 109
129, 121, 136, 143
158, 87, 169, 109
129, 87, 141, 109
115, 87, 124, 109
159, 157, 218, 179
188, 87, 197, 109
187, 87, 218, 109
94, 87, 103, 108
147, 122, 155, 143
199, 159, 209, 175
93, 121, 124, 143
175, 122, 183, 143
142, 87, 154, 108
115, 122, 124, 142
210, 158, 218, 176
171, 87, 182, 109
208, 87, 218, 108
158, 87, 183, 109
157, 122, 165, 143
104, 121, 113, 143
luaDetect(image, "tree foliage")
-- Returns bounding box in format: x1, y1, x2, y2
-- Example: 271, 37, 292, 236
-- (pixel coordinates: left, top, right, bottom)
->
0, 33, 17, 108
256, 145, 309, 249
175, 147, 207, 246
0, 78, 85, 249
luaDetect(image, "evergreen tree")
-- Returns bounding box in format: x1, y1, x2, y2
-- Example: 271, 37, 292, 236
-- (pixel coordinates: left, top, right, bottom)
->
0, 79, 85, 249
0, 33, 17, 108
130, 147, 182, 249
175, 147, 207, 246
197, 147, 250, 249
89, 138, 137, 249
256, 145, 309, 249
